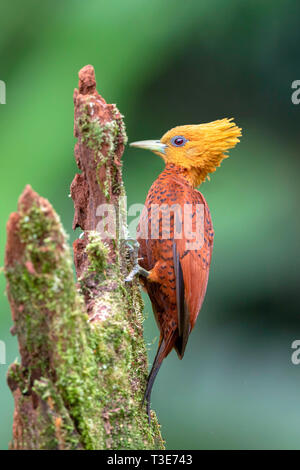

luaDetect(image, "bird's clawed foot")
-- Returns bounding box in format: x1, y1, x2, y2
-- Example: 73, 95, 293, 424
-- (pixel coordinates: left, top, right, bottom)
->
125, 238, 150, 282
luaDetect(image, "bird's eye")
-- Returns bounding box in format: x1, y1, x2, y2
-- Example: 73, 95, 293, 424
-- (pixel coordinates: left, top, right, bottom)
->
171, 136, 187, 147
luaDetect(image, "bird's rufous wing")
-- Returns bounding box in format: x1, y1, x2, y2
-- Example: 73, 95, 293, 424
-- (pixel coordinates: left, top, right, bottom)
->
174, 189, 214, 357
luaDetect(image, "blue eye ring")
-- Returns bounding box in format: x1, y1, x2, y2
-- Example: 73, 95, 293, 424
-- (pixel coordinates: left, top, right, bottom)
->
171, 135, 187, 147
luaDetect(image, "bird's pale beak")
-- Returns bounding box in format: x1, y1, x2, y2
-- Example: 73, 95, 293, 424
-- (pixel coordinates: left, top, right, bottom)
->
130, 140, 166, 155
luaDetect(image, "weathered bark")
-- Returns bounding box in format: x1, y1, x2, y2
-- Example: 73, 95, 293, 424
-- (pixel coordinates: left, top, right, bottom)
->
4, 65, 164, 450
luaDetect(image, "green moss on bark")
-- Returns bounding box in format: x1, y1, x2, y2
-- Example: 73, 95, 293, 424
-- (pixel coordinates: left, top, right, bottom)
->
77, 101, 127, 201
5, 191, 164, 450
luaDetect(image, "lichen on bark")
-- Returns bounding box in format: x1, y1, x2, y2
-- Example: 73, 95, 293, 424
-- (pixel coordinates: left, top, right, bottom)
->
4, 65, 164, 450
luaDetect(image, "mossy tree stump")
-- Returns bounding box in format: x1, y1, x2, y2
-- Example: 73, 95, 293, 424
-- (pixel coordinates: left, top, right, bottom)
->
4, 65, 164, 450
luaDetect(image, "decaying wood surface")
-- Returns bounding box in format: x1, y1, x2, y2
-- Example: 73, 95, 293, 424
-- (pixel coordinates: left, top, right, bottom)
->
4, 65, 164, 450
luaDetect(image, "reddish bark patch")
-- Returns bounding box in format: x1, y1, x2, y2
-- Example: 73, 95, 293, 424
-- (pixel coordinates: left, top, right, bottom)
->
71, 65, 126, 280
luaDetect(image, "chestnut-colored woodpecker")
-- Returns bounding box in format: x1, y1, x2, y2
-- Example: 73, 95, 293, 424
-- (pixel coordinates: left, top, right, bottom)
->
127, 118, 242, 422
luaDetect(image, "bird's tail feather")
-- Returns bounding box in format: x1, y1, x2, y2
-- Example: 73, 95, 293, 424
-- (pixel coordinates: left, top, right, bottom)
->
143, 336, 173, 423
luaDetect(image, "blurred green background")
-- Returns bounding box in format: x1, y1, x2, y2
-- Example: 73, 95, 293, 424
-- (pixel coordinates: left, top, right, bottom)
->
1, 0, 300, 450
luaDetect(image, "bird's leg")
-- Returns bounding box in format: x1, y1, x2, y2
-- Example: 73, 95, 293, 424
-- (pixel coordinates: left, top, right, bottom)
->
125, 239, 150, 282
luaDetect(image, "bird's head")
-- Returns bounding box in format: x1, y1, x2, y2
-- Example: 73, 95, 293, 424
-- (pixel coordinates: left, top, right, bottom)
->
130, 118, 242, 187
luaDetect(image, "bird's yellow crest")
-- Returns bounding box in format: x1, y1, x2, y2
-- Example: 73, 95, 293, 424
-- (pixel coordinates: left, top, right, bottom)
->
130, 118, 242, 187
